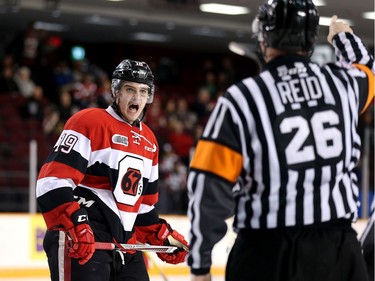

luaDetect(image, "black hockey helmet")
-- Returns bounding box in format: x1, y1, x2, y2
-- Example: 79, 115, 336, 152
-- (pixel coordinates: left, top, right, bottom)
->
112, 59, 155, 104
252, 0, 319, 52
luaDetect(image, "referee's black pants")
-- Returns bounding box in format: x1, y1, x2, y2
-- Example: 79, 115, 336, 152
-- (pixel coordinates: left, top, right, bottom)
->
43, 230, 150, 281
226, 220, 369, 281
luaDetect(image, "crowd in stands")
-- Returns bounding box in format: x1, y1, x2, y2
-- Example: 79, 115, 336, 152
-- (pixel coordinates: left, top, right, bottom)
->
0, 23, 373, 214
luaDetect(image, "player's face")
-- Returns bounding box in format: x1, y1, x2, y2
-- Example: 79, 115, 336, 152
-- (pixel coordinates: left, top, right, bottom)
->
116, 81, 149, 123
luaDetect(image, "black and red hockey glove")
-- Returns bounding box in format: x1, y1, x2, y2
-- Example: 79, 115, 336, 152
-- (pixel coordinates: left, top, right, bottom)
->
58, 202, 95, 265
136, 218, 189, 264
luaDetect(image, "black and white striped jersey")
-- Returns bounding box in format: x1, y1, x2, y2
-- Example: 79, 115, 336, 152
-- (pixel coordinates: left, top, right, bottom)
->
187, 32, 374, 271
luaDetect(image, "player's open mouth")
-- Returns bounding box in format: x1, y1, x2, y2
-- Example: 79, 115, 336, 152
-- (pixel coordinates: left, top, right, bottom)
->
129, 104, 139, 112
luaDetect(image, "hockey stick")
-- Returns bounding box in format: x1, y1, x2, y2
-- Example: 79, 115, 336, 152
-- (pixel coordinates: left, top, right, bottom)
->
95, 242, 179, 253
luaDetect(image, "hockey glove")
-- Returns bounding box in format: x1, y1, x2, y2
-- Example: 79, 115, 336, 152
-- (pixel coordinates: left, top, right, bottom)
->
138, 219, 189, 264
327, 15, 353, 44
58, 202, 95, 265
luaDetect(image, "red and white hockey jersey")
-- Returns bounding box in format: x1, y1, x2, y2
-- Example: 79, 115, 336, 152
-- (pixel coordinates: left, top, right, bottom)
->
36, 106, 160, 243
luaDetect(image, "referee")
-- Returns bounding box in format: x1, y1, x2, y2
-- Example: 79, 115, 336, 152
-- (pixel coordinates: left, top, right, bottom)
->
187, 0, 374, 280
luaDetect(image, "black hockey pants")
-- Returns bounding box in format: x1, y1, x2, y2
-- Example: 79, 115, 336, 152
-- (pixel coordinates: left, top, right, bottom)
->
226, 219, 369, 281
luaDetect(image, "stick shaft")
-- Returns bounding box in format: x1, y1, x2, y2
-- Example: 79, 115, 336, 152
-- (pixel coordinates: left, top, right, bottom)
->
95, 242, 178, 253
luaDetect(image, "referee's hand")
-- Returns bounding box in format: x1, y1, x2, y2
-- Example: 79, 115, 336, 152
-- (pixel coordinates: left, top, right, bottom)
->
327, 15, 353, 44
191, 273, 211, 281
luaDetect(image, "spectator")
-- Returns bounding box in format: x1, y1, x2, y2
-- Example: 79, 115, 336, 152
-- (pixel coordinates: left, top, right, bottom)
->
144, 96, 169, 143
155, 57, 179, 85
157, 143, 180, 213
9, 22, 42, 68
167, 118, 194, 166
189, 123, 204, 161
0, 65, 19, 94
95, 75, 112, 108
169, 97, 197, 132
53, 60, 74, 92
219, 56, 236, 88
72, 72, 97, 109
164, 98, 177, 116
13, 66, 36, 98
43, 87, 79, 135
19, 85, 45, 120
190, 86, 213, 124
163, 158, 187, 213
201, 71, 217, 97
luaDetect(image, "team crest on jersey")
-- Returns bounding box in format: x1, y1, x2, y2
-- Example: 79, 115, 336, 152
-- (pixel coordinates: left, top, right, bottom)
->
112, 134, 129, 146
131, 131, 141, 145
130, 130, 157, 152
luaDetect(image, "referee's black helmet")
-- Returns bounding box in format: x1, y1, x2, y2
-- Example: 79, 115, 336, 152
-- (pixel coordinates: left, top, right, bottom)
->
253, 0, 320, 52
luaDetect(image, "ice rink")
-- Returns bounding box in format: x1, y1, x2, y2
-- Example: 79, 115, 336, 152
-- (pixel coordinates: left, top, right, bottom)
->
0, 217, 368, 281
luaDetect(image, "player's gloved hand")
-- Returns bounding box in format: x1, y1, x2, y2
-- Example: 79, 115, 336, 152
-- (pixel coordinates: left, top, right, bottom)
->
58, 203, 95, 265
327, 15, 353, 44
147, 219, 189, 264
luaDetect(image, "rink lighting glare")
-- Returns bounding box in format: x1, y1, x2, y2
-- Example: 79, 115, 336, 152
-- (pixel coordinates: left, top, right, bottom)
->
84, 15, 122, 26
33, 21, 67, 31
229, 42, 246, 56
312, 0, 326, 6
319, 16, 353, 26
362, 12, 375, 20
200, 3, 250, 15
131, 32, 170, 42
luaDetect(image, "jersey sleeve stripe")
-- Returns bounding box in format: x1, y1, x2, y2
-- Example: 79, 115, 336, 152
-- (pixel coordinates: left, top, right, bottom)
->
141, 193, 158, 206
37, 186, 76, 213
353, 63, 374, 114
190, 140, 243, 183
36, 177, 76, 197
38, 161, 84, 186
41, 201, 74, 229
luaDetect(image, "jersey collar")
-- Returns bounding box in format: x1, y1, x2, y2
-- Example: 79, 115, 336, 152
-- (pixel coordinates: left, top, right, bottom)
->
106, 105, 143, 130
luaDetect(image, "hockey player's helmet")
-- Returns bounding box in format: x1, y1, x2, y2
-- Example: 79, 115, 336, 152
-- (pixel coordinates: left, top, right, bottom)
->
112, 59, 155, 104
252, 0, 319, 52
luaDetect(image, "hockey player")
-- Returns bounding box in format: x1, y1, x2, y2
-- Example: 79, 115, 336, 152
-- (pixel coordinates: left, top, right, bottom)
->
36, 59, 189, 281
187, 0, 374, 281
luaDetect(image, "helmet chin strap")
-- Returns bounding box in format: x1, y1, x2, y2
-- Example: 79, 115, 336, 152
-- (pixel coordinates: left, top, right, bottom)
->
256, 41, 267, 67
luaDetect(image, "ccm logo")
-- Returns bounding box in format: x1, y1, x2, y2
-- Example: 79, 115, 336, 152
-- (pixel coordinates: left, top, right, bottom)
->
77, 215, 88, 222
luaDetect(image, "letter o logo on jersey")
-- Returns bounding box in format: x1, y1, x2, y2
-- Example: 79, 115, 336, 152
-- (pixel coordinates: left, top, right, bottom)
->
113, 155, 144, 206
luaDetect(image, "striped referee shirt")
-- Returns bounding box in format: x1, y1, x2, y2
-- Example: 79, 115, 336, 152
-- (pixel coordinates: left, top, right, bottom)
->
187, 32, 374, 272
